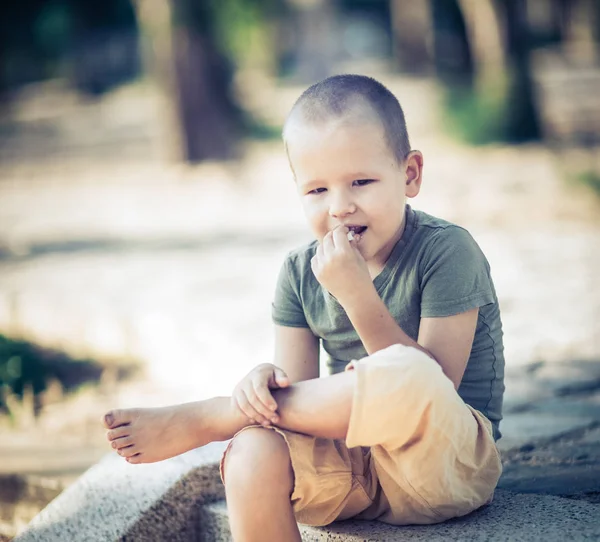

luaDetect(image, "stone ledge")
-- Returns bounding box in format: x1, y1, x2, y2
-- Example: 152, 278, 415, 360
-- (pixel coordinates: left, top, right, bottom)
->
13, 443, 600, 542
14, 443, 228, 542
200, 493, 600, 542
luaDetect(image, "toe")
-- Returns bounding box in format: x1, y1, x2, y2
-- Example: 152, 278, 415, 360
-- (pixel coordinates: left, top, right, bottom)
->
118, 445, 138, 458
107, 426, 129, 441
103, 409, 131, 429
126, 454, 144, 464
111, 436, 133, 450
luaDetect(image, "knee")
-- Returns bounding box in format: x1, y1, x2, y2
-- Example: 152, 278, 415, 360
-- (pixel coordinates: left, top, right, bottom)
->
223, 428, 293, 491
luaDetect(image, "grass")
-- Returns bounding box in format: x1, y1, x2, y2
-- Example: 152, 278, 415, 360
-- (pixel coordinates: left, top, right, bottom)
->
0, 333, 135, 420
440, 67, 540, 146
242, 111, 282, 141
441, 84, 509, 145
577, 170, 600, 197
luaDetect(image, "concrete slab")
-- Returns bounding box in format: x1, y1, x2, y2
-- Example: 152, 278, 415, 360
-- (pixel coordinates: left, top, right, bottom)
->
499, 463, 600, 495
497, 412, 596, 451
13, 443, 227, 542
13, 440, 600, 542
499, 424, 600, 497
200, 491, 600, 541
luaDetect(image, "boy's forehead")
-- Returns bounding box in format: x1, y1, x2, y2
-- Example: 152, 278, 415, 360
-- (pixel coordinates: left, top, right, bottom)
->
285, 111, 386, 152
286, 119, 393, 183
285, 97, 381, 137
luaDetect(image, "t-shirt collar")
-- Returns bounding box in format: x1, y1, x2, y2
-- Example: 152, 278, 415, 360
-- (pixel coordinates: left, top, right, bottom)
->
373, 204, 416, 290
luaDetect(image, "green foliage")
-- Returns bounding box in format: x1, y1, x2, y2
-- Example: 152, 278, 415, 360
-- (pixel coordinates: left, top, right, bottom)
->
0, 335, 47, 405
577, 170, 600, 197
441, 84, 509, 145
212, 0, 277, 69
0, 333, 105, 414
441, 63, 540, 145
1, 0, 138, 90
33, 2, 72, 58
171, 0, 276, 68
243, 114, 282, 141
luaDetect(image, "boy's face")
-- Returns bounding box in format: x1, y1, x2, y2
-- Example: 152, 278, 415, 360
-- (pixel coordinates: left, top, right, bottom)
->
286, 118, 422, 269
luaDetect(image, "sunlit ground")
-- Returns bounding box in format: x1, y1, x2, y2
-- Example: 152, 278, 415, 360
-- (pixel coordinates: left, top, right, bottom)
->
1, 71, 599, 496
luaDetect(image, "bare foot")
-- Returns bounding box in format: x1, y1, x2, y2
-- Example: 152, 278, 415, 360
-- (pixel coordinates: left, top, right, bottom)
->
102, 397, 245, 464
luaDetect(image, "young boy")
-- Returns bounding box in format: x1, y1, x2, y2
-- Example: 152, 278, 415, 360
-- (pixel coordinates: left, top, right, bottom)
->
103, 74, 504, 540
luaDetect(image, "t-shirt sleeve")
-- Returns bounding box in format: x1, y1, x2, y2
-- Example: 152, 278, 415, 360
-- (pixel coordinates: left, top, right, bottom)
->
420, 227, 496, 318
271, 255, 310, 328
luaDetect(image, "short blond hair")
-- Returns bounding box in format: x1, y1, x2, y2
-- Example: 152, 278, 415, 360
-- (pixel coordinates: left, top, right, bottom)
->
283, 74, 411, 164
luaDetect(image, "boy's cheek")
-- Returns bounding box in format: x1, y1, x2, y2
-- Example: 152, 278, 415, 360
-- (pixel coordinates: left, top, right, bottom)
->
303, 209, 328, 240
307, 218, 326, 240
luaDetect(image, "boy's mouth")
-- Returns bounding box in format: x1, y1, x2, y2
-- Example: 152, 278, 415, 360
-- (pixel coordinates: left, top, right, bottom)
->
346, 225, 367, 235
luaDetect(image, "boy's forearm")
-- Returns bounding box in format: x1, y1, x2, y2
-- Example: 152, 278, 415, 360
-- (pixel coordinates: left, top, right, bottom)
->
271, 371, 354, 439
210, 371, 355, 442
207, 290, 431, 443
342, 285, 434, 360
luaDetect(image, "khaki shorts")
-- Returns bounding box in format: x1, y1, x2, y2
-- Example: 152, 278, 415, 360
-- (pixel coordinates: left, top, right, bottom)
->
220, 344, 502, 527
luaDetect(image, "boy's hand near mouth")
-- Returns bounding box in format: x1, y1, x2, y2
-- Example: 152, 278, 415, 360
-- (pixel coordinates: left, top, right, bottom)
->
311, 225, 374, 307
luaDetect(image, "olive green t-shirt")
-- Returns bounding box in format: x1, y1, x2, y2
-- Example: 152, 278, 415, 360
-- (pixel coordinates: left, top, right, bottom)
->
272, 205, 505, 441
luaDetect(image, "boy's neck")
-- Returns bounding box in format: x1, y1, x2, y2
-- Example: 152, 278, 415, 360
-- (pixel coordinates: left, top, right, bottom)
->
367, 211, 408, 280
367, 261, 386, 280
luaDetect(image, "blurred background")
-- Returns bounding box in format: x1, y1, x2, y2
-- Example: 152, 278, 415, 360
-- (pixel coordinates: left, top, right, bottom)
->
1, 0, 600, 538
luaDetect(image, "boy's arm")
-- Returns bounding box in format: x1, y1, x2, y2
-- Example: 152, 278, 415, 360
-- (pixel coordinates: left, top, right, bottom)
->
343, 288, 477, 390
231, 325, 319, 426
417, 310, 478, 389
273, 324, 320, 383
311, 226, 483, 391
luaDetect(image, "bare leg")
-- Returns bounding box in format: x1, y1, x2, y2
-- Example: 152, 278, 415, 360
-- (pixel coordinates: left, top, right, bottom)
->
271, 369, 354, 439
223, 428, 301, 542
220, 374, 356, 541
102, 398, 246, 463
103, 371, 355, 463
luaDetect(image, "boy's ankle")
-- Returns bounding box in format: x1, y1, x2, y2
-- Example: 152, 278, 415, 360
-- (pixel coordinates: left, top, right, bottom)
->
199, 396, 247, 443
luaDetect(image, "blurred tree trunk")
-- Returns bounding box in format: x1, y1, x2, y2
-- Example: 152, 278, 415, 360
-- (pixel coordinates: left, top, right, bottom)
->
389, 0, 433, 74
502, 0, 540, 140
561, 0, 599, 57
456, 0, 507, 91
133, 0, 240, 163
272, 3, 297, 77
431, 0, 473, 84
454, 0, 539, 141
285, 0, 338, 82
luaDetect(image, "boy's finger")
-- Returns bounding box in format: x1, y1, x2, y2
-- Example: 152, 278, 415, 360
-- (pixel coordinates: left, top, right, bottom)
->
254, 387, 279, 422
273, 367, 290, 388
237, 390, 268, 425
332, 226, 350, 250
235, 393, 259, 423
316, 241, 325, 261
311, 249, 323, 276
322, 230, 334, 254
248, 387, 276, 422
255, 382, 277, 411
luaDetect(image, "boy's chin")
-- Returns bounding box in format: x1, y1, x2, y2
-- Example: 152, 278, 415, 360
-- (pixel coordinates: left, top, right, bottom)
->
354, 241, 371, 259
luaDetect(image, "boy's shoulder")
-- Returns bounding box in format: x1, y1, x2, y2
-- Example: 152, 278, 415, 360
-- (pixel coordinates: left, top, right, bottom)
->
280, 240, 319, 283
285, 239, 319, 265
413, 207, 463, 232
412, 208, 478, 247
411, 208, 490, 273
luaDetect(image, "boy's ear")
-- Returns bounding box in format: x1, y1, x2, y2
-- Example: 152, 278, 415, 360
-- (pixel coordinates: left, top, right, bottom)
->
404, 150, 423, 198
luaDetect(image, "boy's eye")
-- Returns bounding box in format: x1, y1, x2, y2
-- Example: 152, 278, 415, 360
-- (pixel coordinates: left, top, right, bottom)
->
353, 179, 374, 187
308, 187, 327, 195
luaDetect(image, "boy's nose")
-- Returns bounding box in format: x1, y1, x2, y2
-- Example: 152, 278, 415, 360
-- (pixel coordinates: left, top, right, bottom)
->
328, 193, 356, 217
